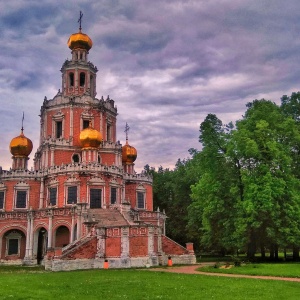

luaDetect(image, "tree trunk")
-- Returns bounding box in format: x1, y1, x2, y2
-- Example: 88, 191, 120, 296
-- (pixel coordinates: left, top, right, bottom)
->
260, 243, 265, 259
247, 230, 256, 260
274, 244, 279, 261
269, 244, 275, 260
293, 247, 299, 261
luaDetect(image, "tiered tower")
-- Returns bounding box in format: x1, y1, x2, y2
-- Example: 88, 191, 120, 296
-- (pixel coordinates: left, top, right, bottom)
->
0, 14, 195, 269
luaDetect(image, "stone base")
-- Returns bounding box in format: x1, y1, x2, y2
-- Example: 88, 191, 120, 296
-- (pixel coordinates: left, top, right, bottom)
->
0, 259, 23, 266
23, 258, 37, 265
44, 253, 196, 271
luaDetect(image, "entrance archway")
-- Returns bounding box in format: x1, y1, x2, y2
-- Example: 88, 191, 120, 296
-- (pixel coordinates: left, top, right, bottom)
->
36, 228, 47, 264
55, 226, 70, 248
1, 229, 26, 260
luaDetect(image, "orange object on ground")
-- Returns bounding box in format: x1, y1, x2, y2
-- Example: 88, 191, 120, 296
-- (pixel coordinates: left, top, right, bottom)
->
103, 260, 109, 269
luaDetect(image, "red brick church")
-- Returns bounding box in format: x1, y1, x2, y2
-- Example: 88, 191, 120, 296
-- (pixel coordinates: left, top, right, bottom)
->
0, 18, 195, 271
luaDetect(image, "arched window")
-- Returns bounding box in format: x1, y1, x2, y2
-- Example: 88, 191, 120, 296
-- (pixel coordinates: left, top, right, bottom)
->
80, 72, 85, 87
69, 72, 74, 87
90, 75, 94, 96
72, 154, 80, 163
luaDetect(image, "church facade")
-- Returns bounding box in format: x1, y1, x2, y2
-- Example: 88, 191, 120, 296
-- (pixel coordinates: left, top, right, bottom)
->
0, 23, 195, 271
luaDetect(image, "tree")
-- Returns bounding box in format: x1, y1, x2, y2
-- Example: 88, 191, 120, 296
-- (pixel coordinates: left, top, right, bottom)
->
189, 100, 300, 259
230, 99, 300, 258
188, 114, 242, 254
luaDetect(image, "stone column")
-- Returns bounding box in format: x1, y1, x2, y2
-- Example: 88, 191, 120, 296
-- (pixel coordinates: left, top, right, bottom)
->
50, 146, 55, 166
25, 212, 32, 258
45, 147, 49, 168
148, 227, 155, 256
28, 215, 34, 257
70, 207, 76, 243
96, 228, 106, 258
121, 227, 129, 258
76, 210, 82, 240
157, 227, 162, 254
39, 179, 44, 209
47, 209, 53, 248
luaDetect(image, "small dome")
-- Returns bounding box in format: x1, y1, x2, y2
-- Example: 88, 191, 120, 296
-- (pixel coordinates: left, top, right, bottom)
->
122, 141, 137, 164
10, 131, 33, 157
67, 31, 93, 51
79, 126, 102, 148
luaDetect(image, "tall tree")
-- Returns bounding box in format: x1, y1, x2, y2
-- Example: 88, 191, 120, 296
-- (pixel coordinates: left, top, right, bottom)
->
230, 99, 300, 258
188, 114, 242, 254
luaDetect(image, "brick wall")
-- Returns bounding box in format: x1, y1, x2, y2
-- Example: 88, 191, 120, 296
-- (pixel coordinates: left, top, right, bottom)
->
129, 236, 148, 256
162, 235, 189, 255
106, 237, 121, 256
62, 237, 97, 259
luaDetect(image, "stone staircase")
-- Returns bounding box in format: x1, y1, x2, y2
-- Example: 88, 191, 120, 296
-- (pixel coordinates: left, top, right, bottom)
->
87, 208, 129, 227
61, 235, 96, 258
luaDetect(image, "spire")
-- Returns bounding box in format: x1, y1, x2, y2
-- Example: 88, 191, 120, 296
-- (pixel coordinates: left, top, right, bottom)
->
124, 122, 130, 143
78, 11, 83, 32
21, 112, 24, 134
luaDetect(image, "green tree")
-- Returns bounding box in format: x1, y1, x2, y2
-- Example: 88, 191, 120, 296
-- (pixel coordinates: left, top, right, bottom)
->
189, 100, 300, 259
230, 100, 300, 258
188, 114, 242, 254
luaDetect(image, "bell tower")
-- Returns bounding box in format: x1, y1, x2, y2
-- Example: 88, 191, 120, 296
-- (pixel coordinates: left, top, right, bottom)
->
62, 11, 97, 98
34, 13, 118, 170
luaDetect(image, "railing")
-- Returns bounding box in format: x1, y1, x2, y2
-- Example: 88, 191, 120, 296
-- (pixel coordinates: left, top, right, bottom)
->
0, 207, 73, 220
123, 173, 153, 183
0, 163, 124, 179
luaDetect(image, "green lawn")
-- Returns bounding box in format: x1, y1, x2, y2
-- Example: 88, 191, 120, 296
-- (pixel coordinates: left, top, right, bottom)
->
199, 262, 300, 278
0, 266, 300, 300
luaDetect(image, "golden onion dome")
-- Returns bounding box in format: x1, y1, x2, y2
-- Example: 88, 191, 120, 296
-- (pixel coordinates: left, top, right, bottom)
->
10, 131, 33, 157
67, 30, 93, 51
122, 141, 137, 164
79, 125, 102, 148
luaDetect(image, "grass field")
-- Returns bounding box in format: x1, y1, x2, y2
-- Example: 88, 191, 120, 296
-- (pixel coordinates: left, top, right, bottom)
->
199, 262, 300, 278
0, 266, 300, 300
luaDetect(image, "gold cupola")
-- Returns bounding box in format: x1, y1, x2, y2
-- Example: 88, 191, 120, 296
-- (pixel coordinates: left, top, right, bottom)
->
10, 129, 33, 157
122, 123, 137, 164
67, 31, 93, 51
122, 141, 137, 164
67, 12, 92, 51
79, 124, 102, 149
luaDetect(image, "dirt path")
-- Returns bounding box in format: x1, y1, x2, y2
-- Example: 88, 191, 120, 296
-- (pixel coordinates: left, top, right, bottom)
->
147, 264, 300, 282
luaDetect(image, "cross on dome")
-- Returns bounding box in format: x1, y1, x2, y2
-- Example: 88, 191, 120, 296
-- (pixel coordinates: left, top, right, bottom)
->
124, 122, 130, 142
78, 11, 83, 31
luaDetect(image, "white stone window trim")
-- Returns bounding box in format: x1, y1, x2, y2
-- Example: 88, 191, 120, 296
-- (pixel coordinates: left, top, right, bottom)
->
0, 184, 7, 210
5, 231, 22, 256
13, 182, 30, 210
81, 112, 94, 130
47, 184, 58, 207
52, 111, 65, 139
88, 186, 103, 209
87, 177, 106, 207
64, 185, 80, 206
64, 177, 80, 206
109, 185, 119, 205
136, 185, 146, 210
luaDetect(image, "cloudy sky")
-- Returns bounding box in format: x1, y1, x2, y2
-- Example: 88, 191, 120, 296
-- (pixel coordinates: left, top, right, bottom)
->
1, 0, 300, 172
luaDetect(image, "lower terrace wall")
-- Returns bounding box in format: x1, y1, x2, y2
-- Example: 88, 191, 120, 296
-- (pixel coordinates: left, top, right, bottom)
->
45, 256, 160, 271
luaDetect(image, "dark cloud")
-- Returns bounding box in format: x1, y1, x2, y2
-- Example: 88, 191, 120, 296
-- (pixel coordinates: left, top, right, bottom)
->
1, 0, 300, 171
